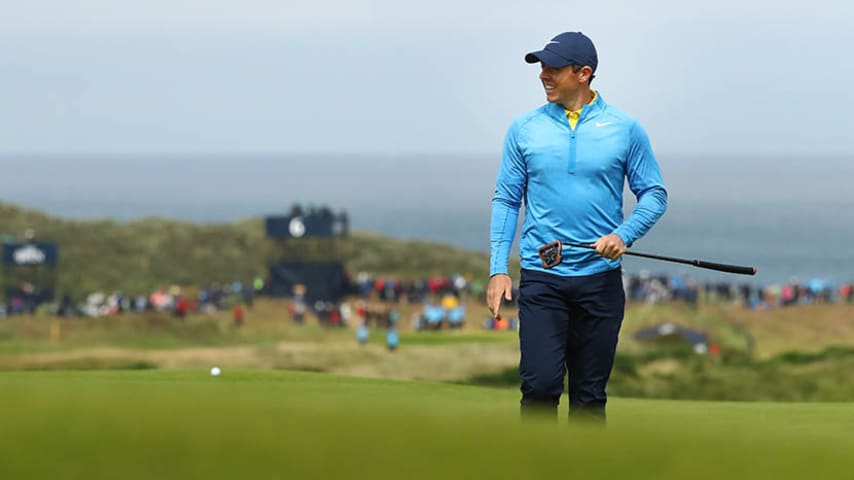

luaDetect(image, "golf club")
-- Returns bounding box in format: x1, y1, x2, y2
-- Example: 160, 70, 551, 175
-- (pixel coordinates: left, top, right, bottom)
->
537, 241, 757, 276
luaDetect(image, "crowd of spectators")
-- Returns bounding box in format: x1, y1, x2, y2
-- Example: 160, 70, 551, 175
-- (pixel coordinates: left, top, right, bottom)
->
353, 272, 485, 304
625, 271, 854, 309
108, 281, 253, 318
352, 272, 481, 330
3, 280, 263, 319
3, 270, 852, 322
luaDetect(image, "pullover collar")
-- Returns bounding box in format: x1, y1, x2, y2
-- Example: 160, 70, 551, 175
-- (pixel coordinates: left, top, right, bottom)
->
545, 91, 606, 125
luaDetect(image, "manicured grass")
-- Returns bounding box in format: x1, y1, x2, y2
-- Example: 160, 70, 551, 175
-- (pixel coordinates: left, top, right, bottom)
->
1, 369, 852, 479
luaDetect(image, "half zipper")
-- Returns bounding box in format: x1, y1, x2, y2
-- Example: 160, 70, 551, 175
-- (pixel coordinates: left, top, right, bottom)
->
568, 129, 577, 175
568, 106, 589, 175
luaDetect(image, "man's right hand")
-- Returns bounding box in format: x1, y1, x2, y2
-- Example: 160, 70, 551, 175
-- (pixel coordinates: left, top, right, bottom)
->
486, 274, 513, 319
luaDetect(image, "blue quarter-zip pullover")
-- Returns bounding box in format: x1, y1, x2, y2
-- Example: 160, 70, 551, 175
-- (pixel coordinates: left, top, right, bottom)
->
490, 93, 667, 277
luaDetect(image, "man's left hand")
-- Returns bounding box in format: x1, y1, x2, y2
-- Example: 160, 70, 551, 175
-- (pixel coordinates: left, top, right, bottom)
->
592, 233, 627, 260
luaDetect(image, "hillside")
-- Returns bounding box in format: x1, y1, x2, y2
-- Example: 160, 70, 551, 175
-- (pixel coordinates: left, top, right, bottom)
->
0, 202, 509, 297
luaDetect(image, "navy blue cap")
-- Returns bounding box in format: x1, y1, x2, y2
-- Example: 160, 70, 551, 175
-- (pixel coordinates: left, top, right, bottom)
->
525, 32, 598, 72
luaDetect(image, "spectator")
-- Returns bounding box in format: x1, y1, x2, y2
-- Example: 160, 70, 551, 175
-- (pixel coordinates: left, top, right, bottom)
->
447, 305, 465, 329
233, 304, 244, 327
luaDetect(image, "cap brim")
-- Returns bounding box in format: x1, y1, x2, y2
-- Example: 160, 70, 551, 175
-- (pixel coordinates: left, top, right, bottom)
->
524, 49, 572, 68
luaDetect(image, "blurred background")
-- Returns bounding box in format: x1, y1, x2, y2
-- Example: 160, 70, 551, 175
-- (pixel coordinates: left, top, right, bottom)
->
2, 0, 853, 282
1, 0, 853, 401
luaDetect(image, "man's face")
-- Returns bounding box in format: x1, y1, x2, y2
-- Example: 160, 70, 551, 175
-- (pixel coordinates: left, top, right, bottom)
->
539, 63, 589, 106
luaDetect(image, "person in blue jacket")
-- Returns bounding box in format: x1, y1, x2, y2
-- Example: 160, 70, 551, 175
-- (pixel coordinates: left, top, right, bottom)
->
487, 31, 667, 421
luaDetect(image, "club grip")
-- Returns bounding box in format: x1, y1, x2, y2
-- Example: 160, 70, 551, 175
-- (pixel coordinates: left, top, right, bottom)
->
693, 260, 756, 276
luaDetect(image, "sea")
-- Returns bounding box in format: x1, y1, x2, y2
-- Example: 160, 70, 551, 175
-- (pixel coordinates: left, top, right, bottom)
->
1, 153, 852, 286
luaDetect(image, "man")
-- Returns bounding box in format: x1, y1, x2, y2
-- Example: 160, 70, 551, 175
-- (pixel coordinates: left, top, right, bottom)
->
487, 32, 667, 421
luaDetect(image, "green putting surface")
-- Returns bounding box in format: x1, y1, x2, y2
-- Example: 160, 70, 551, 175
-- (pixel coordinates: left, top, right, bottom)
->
1, 369, 852, 479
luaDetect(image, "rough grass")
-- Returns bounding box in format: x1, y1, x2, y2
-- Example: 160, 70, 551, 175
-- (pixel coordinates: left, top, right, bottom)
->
3, 299, 854, 400
731, 304, 854, 357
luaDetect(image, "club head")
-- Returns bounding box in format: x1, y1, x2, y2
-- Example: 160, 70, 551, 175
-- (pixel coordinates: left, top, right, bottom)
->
538, 241, 562, 269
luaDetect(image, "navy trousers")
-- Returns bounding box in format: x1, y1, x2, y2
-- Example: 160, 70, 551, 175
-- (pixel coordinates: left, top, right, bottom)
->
518, 267, 625, 420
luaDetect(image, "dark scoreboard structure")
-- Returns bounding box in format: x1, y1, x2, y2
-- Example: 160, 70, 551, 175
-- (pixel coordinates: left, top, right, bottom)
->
266, 261, 349, 303
3, 242, 59, 267
265, 211, 348, 239
2, 241, 60, 304
264, 207, 349, 303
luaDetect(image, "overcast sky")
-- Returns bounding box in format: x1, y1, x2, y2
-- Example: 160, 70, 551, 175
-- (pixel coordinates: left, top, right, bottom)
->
1, 0, 852, 157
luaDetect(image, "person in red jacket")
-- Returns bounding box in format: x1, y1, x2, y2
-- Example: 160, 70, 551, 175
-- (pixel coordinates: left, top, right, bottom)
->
233, 304, 244, 327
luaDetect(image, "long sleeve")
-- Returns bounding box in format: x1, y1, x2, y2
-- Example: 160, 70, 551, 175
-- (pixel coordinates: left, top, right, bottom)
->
613, 122, 668, 246
490, 121, 527, 276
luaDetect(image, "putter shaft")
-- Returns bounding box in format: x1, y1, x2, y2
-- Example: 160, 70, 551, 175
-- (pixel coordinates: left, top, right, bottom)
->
561, 242, 757, 276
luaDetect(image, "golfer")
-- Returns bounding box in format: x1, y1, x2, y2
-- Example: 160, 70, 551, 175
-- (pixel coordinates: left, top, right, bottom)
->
487, 32, 667, 421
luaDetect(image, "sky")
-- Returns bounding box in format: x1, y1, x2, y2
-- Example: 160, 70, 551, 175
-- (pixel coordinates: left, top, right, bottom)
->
1, 0, 853, 283
1, 0, 853, 157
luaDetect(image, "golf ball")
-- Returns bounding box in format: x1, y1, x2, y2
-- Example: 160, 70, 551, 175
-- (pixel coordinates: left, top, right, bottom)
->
210, 366, 221, 377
